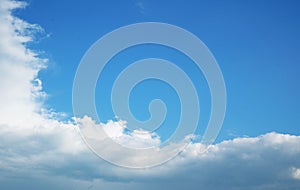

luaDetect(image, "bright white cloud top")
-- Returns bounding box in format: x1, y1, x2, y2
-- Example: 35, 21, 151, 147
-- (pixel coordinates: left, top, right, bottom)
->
0, 1, 300, 190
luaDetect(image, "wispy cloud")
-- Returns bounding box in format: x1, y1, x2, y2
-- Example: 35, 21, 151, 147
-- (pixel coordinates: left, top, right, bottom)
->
134, 0, 146, 14
291, 167, 300, 180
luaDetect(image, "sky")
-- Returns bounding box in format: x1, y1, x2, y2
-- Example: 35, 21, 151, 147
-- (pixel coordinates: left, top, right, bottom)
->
0, 0, 300, 189
17, 0, 300, 140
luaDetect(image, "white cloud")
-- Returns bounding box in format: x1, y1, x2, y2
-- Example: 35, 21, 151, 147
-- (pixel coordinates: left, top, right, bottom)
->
291, 167, 300, 180
0, 1, 300, 190
0, 0, 45, 129
102, 118, 161, 148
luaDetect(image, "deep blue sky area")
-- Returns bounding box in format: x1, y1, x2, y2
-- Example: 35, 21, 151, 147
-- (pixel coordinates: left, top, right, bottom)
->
16, 0, 300, 142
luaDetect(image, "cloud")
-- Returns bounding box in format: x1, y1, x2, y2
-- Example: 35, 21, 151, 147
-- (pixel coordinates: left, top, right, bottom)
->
0, 0, 45, 129
291, 167, 300, 180
101, 118, 161, 148
134, 0, 146, 14
0, 1, 300, 190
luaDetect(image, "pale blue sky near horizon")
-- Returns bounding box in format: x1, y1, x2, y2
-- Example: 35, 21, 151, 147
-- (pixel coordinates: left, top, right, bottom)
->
16, 0, 300, 142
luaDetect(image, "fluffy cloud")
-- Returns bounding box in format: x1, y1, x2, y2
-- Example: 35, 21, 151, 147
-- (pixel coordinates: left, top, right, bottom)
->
0, 0, 46, 130
100, 117, 161, 148
0, 0, 86, 182
0, 1, 300, 190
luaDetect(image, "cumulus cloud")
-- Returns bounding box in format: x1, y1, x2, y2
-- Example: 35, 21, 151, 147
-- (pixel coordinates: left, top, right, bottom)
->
0, 1, 300, 190
0, 0, 45, 129
100, 118, 161, 148
0, 0, 86, 180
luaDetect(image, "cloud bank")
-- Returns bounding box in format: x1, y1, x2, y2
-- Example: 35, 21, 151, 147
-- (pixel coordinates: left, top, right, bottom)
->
0, 1, 299, 190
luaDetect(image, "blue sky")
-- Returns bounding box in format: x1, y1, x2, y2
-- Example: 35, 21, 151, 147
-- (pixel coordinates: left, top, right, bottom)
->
1, 0, 300, 189
18, 0, 300, 141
